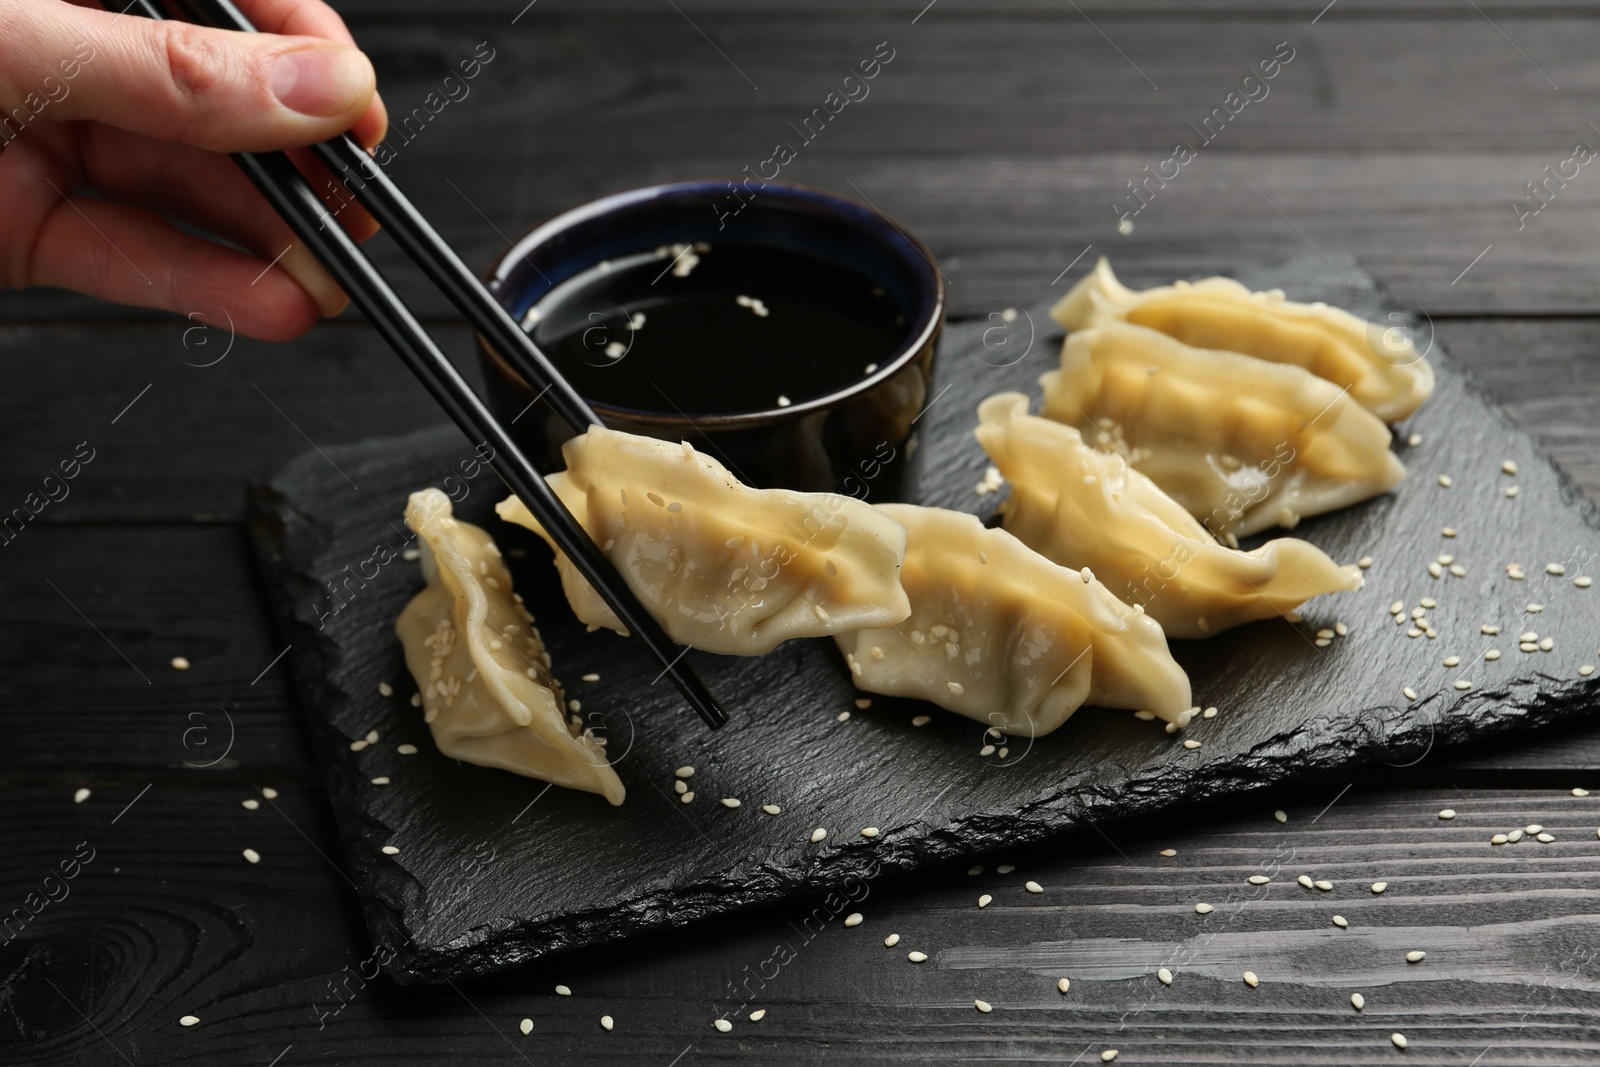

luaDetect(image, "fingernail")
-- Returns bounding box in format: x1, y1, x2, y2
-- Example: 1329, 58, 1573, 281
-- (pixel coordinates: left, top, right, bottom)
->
272, 46, 372, 117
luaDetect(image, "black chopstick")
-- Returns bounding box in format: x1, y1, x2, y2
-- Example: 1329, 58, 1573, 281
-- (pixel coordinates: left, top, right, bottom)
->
112, 2, 728, 730
168, 0, 601, 439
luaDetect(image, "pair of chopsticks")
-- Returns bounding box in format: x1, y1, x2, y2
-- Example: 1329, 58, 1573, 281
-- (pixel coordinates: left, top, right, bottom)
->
114, 0, 727, 729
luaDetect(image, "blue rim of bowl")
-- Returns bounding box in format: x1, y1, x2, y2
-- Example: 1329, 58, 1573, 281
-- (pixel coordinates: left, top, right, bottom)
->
479, 179, 946, 428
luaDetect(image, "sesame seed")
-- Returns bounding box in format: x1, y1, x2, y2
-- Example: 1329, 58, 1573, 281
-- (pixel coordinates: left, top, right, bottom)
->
1403, 687, 1418, 701
1442, 527, 1457, 538
171, 656, 191, 671
1486, 650, 1501, 661
885, 934, 901, 946
1502, 459, 1518, 475
1315, 880, 1334, 891
1492, 833, 1508, 844
1298, 875, 1314, 889
1317, 628, 1335, 640
855, 698, 872, 710
1195, 903, 1215, 914
907, 951, 927, 963
1359, 555, 1374, 568
1506, 485, 1520, 498
749, 1009, 766, 1022
410, 693, 421, 707
1333, 915, 1348, 928
1058, 978, 1071, 993
947, 682, 965, 696
1575, 788, 1590, 797
1351, 993, 1365, 1010
979, 744, 996, 757
1026, 881, 1044, 894
1390, 600, 1405, 615
1508, 564, 1526, 579
714, 1019, 733, 1033
179, 1015, 200, 1027
72, 787, 90, 804
1540, 637, 1555, 652
911, 715, 932, 727
1428, 562, 1443, 579
371, 777, 390, 786
382, 845, 400, 855
1157, 967, 1173, 985
582, 673, 600, 682
350, 739, 369, 751
1406, 951, 1426, 963
241, 799, 259, 810
1392, 1033, 1408, 1049
1408, 433, 1422, 446
1335, 622, 1349, 636
1182, 739, 1202, 750
810, 827, 827, 843
600, 1016, 615, 1032
1437, 474, 1453, 487
1577, 577, 1593, 588
1538, 833, 1555, 843
680, 791, 695, 803
1243, 971, 1260, 987
762, 804, 781, 815
1102, 1051, 1118, 1063
675, 766, 695, 778
837, 711, 851, 722
555, 985, 572, 996
1202, 706, 1218, 719
397, 743, 418, 755
1372, 882, 1387, 893
1248, 875, 1270, 885
243, 848, 261, 864
1275, 810, 1288, 823
1521, 643, 1539, 653
860, 827, 880, 838
674, 780, 687, 795
1548, 563, 1567, 576
1159, 849, 1177, 857
1482, 624, 1501, 635
969, 865, 983, 875
519, 1018, 533, 1035
997, 864, 1015, 874
1526, 824, 1543, 834
1454, 679, 1472, 690
1135, 710, 1157, 721
261, 787, 278, 800
1439, 809, 1456, 819
978, 894, 993, 908
844, 913, 863, 927
974, 999, 993, 1013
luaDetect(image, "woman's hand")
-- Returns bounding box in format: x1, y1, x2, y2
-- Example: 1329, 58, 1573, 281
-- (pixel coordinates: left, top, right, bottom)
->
0, 0, 389, 339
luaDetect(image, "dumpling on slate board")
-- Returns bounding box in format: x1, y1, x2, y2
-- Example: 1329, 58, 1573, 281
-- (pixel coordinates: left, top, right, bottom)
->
1052, 257, 1433, 422
496, 426, 910, 656
397, 488, 625, 805
834, 504, 1194, 737
1041, 322, 1406, 541
975, 392, 1361, 639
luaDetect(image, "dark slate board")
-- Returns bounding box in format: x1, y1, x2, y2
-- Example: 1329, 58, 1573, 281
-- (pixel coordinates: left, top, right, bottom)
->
249, 250, 1600, 985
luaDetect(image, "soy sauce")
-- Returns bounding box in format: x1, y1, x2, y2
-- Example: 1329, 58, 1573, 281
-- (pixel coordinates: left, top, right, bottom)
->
525, 242, 909, 415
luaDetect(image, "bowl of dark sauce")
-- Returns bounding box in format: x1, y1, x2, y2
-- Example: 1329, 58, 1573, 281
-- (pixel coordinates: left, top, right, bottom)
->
477, 180, 945, 501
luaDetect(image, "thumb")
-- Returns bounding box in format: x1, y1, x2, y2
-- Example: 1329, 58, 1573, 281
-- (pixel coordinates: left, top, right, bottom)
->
14, 0, 375, 152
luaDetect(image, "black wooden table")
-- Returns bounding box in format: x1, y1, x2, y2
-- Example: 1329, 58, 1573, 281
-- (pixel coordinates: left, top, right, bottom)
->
4, 2, 1600, 1063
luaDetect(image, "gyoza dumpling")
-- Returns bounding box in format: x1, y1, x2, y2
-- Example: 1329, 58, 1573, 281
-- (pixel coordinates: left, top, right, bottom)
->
496, 426, 910, 656
834, 504, 1194, 737
976, 392, 1361, 638
397, 489, 624, 805
1041, 322, 1406, 539
1053, 258, 1433, 422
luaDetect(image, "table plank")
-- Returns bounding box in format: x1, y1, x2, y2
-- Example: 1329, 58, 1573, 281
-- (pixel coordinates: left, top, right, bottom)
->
2, 782, 1595, 1064
8, 14, 1600, 320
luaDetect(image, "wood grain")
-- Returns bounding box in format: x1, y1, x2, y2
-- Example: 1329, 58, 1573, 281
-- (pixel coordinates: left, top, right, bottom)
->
3, 783, 1597, 1064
